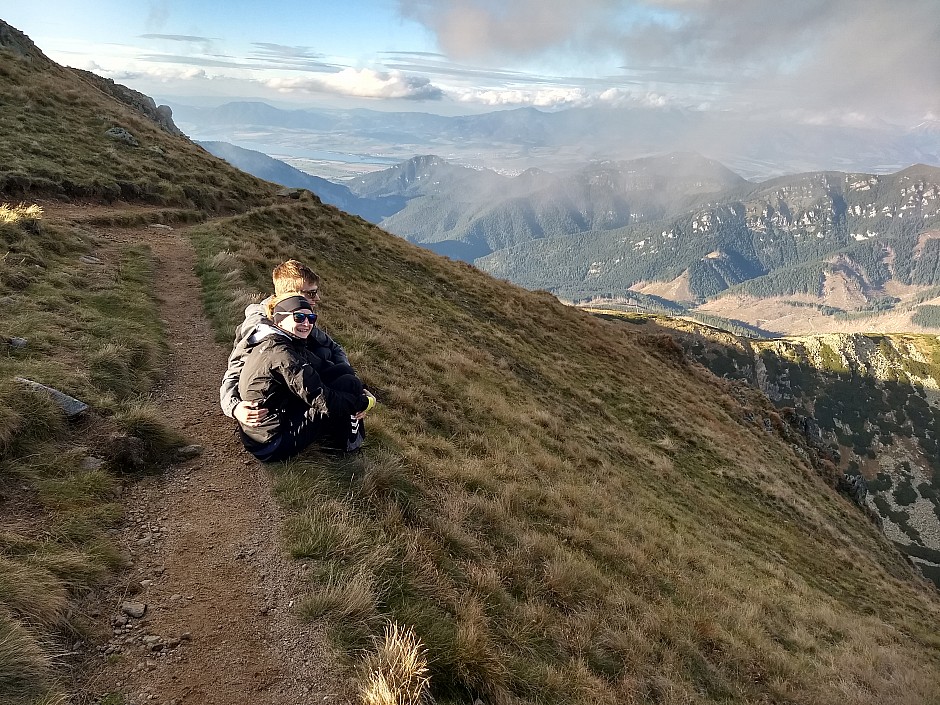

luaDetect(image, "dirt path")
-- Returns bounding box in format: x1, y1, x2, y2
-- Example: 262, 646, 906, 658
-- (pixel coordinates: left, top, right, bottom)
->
77, 219, 354, 705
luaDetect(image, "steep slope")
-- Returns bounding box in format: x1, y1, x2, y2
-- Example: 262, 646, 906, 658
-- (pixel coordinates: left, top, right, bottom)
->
628, 316, 940, 585
2, 19, 940, 705
0, 21, 271, 210
197, 139, 402, 221
192, 202, 940, 703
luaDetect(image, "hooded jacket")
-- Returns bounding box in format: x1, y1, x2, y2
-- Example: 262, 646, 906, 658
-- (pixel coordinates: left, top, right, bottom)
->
236, 322, 363, 446
220, 299, 350, 418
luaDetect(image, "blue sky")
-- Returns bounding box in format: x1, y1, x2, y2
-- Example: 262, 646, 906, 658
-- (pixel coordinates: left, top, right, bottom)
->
4, 1, 939, 124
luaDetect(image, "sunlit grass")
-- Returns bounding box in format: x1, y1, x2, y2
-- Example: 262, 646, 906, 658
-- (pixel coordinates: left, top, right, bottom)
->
359, 621, 431, 705
0, 202, 42, 224
0, 213, 175, 701
191, 202, 940, 704
0, 44, 272, 210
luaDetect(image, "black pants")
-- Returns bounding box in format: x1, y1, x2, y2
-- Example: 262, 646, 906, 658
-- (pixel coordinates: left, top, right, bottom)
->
246, 364, 365, 462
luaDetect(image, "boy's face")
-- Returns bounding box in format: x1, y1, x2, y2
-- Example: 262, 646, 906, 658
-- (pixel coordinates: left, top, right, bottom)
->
299, 279, 321, 308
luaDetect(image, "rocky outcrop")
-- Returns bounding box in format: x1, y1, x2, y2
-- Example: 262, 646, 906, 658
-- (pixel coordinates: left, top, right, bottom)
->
0, 19, 54, 67
668, 325, 940, 585
72, 68, 185, 137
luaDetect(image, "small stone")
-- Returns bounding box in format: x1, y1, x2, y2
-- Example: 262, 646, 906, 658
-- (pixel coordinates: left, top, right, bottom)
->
121, 602, 147, 619
79, 255, 103, 265
180, 632, 192, 641
8, 337, 27, 348
148, 223, 173, 231
175, 444, 204, 459
154, 567, 165, 575
14, 377, 89, 418
80, 456, 105, 470
140, 580, 153, 588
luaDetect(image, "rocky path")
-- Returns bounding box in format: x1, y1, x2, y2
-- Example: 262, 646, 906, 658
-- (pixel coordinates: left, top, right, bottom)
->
76, 219, 353, 704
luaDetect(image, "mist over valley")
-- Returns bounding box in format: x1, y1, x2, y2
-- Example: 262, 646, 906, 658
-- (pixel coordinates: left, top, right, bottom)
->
192, 110, 940, 337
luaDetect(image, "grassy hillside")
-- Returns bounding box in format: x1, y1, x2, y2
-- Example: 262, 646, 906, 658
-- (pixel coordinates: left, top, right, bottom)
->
191, 201, 940, 703
0, 204, 185, 704
622, 318, 940, 586
1, 18, 940, 705
0, 23, 271, 210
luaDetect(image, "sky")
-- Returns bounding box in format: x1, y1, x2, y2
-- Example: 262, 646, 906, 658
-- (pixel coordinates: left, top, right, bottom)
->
4, 0, 939, 125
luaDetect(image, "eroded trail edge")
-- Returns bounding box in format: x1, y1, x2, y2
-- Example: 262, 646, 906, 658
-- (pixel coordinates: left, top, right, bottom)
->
81, 223, 351, 705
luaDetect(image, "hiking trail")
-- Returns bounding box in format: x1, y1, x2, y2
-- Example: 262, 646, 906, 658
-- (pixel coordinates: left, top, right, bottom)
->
67, 210, 354, 705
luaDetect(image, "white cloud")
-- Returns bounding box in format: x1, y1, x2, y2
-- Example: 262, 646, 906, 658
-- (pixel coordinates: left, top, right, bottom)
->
400, 0, 940, 122
266, 67, 443, 100
597, 88, 670, 108
450, 85, 677, 109
100, 65, 208, 82
453, 86, 589, 107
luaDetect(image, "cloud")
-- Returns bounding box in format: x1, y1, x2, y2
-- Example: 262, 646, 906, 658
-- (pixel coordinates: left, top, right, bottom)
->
248, 43, 339, 72
145, 0, 170, 32
398, 0, 940, 122
139, 33, 218, 53
450, 85, 675, 109
453, 86, 589, 107
137, 53, 254, 70
266, 67, 444, 100
103, 65, 208, 82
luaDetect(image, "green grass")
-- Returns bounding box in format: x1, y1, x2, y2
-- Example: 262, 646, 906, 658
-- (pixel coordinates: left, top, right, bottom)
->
190, 201, 940, 704
0, 213, 177, 702
0, 46, 272, 211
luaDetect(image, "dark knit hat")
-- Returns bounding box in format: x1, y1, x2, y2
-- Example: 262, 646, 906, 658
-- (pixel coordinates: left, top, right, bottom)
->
272, 294, 313, 314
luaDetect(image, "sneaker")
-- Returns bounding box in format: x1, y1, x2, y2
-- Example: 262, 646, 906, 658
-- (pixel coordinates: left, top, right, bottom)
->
346, 415, 365, 452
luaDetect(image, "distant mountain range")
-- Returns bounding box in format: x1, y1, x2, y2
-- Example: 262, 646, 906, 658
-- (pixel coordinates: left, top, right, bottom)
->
479, 164, 940, 300
171, 100, 940, 180
197, 141, 403, 222
198, 140, 940, 334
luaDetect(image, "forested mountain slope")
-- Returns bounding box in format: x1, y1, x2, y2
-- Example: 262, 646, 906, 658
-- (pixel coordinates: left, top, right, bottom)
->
348, 153, 747, 260
478, 166, 940, 309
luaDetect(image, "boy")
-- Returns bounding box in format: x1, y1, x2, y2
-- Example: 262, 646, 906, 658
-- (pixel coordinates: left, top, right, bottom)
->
219, 260, 350, 427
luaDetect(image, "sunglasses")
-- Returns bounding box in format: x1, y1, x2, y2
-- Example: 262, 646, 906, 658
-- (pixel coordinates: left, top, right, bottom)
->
301, 288, 320, 297
290, 312, 317, 324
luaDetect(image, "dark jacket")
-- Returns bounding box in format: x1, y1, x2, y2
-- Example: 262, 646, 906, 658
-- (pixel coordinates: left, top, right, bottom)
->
219, 299, 350, 418
237, 322, 363, 447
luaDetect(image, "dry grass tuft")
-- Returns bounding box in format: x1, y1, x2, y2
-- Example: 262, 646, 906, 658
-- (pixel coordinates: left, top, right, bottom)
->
0, 202, 42, 224
359, 620, 431, 705
0, 557, 67, 627
300, 572, 382, 643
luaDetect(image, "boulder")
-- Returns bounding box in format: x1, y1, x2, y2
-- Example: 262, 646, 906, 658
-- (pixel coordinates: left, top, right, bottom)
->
838, 473, 868, 506
7, 337, 27, 349
14, 377, 89, 418
104, 127, 139, 147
